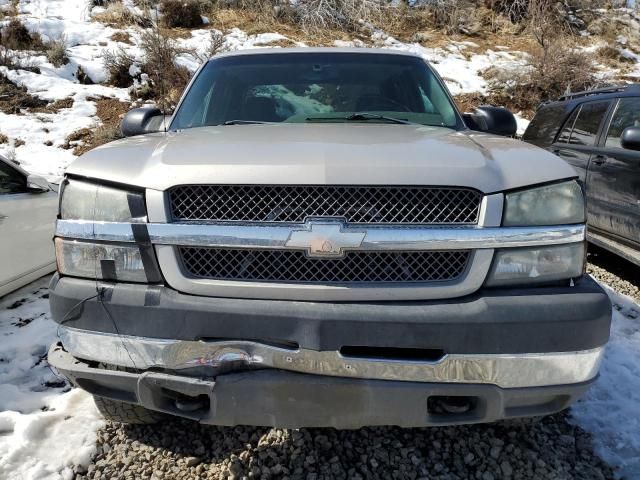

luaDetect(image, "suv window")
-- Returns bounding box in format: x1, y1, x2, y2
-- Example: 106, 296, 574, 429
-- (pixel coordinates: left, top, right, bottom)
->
605, 97, 640, 149
0, 160, 27, 194
522, 104, 565, 147
568, 101, 610, 145
556, 106, 579, 144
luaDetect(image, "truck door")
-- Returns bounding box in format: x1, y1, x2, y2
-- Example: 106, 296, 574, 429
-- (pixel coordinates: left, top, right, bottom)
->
587, 97, 640, 249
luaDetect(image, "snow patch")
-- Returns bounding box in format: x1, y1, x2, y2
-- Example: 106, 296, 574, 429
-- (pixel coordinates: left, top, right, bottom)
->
571, 283, 640, 479
0, 277, 104, 480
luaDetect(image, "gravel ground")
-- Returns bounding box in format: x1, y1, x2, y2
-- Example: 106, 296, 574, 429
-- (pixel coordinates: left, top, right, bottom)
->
75, 246, 639, 480
82, 413, 614, 480
587, 245, 640, 303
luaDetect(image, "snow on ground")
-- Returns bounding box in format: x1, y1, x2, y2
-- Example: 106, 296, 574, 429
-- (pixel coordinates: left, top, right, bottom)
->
0, 2, 638, 478
0, 276, 104, 480
0, 0, 537, 182
571, 284, 640, 479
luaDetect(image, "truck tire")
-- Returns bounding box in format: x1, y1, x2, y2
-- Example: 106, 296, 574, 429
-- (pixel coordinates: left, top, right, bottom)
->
93, 396, 164, 424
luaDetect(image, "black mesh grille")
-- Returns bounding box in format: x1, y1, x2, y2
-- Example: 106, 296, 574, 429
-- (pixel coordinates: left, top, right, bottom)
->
179, 248, 470, 283
169, 185, 482, 224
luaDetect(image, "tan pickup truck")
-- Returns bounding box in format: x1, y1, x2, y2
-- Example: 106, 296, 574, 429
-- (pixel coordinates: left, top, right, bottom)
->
49, 48, 610, 428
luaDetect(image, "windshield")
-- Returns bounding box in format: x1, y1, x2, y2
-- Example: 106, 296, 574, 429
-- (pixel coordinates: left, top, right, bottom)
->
171, 52, 461, 130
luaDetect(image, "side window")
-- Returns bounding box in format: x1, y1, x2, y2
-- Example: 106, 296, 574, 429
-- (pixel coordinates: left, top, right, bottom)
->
522, 104, 565, 147
556, 106, 580, 144
568, 101, 610, 146
605, 97, 640, 149
0, 160, 27, 195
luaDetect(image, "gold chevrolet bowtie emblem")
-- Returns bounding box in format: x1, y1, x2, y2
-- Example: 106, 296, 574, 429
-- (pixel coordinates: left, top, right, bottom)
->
286, 220, 366, 258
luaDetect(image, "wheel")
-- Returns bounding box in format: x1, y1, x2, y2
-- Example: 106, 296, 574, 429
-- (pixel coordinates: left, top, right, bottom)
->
93, 396, 165, 424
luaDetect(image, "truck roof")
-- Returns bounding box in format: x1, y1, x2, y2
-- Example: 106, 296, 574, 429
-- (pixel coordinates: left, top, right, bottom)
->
211, 47, 422, 60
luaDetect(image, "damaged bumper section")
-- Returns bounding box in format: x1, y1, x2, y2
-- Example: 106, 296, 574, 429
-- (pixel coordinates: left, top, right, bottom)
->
47, 274, 611, 428
49, 343, 596, 429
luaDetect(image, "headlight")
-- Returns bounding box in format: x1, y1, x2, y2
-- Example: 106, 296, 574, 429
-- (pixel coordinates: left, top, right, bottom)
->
486, 243, 585, 287
55, 239, 147, 282
503, 181, 585, 226
60, 179, 146, 222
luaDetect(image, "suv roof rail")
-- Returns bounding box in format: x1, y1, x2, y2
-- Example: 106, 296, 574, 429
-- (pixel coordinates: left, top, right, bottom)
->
558, 84, 640, 101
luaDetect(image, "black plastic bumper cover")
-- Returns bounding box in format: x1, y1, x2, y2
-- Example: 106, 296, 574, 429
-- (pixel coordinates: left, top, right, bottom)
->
49, 274, 611, 354
49, 343, 593, 429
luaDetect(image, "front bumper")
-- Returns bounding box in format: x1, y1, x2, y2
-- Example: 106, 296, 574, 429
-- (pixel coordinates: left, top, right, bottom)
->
48, 274, 611, 427
49, 343, 595, 429
49, 274, 611, 354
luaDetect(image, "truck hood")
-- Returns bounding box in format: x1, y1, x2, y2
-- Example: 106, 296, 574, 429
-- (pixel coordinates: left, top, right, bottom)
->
67, 124, 576, 193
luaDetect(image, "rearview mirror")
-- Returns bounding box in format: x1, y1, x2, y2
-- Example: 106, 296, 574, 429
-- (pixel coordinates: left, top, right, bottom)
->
463, 106, 517, 137
27, 174, 51, 193
121, 106, 170, 137
620, 126, 640, 151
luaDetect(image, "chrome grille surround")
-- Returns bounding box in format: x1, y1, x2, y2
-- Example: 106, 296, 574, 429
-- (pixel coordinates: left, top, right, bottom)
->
168, 185, 483, 224
179, 247, 470, 284
56, 192, 588, 301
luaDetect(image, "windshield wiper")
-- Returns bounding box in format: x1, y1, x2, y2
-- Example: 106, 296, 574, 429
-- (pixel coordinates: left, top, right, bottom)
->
306, 112, 418, 125
220, 120, 272, 125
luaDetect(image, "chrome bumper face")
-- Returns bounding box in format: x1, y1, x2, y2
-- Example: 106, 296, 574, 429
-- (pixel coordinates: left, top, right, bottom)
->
58, 326, 604, 389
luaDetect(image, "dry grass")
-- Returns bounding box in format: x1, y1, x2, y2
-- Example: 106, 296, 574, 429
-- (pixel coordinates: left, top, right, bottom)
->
596, 45, 635, 68
1, 18, 44, 50
64, 97, 130, 155
160, 0, 203, 28
0, 73, 48, 114
93, 1, 150, 27
103, 47, 136, 87
46, 97, 74, 112
0, 132, 8, 144
110, 31, 133, 44
210, 7, 357, 46
45, 36, 68, 67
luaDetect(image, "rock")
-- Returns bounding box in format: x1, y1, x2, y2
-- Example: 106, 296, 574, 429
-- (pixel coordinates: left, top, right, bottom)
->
490, 446, 502, 459
501, 460, 513, 477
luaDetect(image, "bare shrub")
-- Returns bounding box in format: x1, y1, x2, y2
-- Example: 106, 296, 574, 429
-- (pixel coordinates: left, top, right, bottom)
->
1, 19, 43, 50
476, 0, 600, 113
291, 0, 383, 32
195, 30, 226, 63
103, 47, 136, 87
485, 0, 529, 23
484, 41, 598, 113
45, 36, 69, 67
139, 28, 191, 106
160, 0, 204, 28
421, 0, 483, 35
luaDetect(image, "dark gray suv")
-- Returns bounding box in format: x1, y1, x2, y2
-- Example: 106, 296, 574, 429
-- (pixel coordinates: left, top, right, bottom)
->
523, 85, 640, 266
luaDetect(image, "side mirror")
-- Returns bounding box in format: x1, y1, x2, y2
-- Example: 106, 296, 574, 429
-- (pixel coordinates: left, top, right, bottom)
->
27, 174, 51, 193
463, 106, 517, 137
121, 107, 170, 137
620, 126, 640, 151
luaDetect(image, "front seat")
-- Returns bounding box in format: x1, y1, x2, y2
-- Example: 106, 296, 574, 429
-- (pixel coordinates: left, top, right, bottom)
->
242, 96, 281, 122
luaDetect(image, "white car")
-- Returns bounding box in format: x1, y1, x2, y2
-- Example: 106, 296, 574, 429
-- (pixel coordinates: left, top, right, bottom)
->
0, 155, 58, 297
